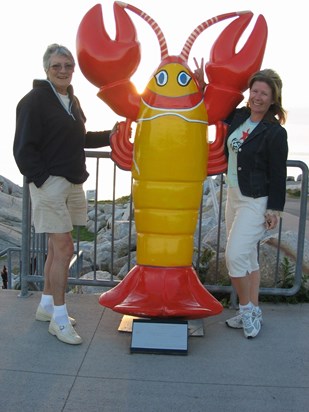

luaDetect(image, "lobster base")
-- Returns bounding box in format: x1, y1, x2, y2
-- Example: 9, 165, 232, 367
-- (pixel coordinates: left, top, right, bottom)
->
99, 265, 223, 319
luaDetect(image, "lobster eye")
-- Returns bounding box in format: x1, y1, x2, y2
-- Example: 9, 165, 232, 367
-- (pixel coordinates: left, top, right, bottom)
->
155, 70, 168, 86
178, 71, 191, 86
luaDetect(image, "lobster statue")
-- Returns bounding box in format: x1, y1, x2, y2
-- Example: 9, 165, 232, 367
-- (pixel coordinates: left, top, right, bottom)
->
76, 2, 267, 319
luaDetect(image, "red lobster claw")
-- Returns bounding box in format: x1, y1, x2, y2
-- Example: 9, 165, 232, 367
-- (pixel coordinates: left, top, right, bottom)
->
205, 12, 268, 124
76, 3, 141, 88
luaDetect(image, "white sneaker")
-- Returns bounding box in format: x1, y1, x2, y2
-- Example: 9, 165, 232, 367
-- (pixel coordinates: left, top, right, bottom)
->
35, 305, 76, 326
226, 308, 263, 329
254, 307, 263, 324
225, 311, 243, 329
241, 310, 261, 339
48, 319, 82, 345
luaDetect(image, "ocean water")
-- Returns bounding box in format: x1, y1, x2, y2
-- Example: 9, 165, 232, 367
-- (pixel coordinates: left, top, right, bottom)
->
287, 154, 309, 180
286, 122, 309, 180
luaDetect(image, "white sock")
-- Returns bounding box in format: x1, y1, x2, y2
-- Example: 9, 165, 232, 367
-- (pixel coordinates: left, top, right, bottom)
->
253, 304, 261, 313
52, 304, 70, 326
239, 302, 253, 312
40, 294, 54, 314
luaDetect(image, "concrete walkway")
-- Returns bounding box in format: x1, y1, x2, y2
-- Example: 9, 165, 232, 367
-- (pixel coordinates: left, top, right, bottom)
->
0, 290, 308, 412
283, 195, 309, 237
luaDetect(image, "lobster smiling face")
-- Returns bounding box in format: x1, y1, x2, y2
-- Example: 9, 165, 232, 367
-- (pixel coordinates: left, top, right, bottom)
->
76, 3, 268, 319
141, 58, 202, 111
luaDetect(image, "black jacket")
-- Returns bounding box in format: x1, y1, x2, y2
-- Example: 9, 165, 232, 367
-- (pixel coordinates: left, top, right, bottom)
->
224, 107, 288, 211
14, 80, 111, 187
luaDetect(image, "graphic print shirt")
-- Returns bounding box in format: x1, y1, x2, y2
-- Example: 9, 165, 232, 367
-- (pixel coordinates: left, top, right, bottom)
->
226, 117, 259, 187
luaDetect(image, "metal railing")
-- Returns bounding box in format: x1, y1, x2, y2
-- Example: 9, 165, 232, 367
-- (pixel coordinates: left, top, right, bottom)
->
5, 153, 308, 302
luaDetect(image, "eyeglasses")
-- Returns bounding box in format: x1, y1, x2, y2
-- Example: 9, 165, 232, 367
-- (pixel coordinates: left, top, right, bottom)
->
49, 63, 75, 72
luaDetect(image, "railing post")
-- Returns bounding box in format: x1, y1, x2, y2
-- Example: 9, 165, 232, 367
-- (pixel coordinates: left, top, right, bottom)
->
19, 177, 31, 297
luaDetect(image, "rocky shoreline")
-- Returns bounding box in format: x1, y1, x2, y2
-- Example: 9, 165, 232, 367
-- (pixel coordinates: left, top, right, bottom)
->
0, 174, 308, 291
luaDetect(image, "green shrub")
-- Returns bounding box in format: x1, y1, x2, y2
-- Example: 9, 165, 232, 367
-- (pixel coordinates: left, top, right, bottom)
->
261, 257, 309, 303
72, 226, 95, 242
286, 188, 301, 198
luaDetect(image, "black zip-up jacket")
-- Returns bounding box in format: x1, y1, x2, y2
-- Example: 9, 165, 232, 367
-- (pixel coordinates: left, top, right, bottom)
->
13, 80, 111, 187
224, 107, 288, 211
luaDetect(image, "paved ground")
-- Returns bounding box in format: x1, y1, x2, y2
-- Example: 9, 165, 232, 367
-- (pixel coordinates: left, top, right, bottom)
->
284, 195, 309, 219
0, 290, 309, 412
280, 196, 309, 240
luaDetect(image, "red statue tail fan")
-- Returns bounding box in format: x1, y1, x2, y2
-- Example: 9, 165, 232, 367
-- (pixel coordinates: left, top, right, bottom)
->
99, 265, 223, 319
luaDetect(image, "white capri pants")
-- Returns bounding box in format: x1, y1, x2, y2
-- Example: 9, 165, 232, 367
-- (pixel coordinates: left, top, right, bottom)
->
225, 187, 267, 278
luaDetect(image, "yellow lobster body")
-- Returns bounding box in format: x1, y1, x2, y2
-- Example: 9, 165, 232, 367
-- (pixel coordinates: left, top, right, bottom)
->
133, 63, 208, 267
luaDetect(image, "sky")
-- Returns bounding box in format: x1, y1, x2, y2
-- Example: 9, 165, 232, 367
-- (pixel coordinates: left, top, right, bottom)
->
1, 0, 308, 199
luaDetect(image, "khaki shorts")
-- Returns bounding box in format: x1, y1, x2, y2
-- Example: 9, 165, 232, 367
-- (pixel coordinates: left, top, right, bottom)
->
29, 176, 87, 234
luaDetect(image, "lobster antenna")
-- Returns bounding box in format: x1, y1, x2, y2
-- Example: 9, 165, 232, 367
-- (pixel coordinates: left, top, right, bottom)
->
180, 11, 250, 61
116, 1, 169, 59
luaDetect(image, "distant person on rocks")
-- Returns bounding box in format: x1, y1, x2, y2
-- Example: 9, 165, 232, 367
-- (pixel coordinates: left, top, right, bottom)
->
1, 265, 8, 289
13, 43, 117, 345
